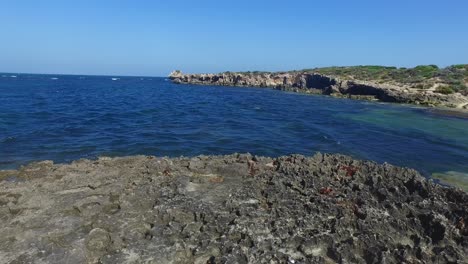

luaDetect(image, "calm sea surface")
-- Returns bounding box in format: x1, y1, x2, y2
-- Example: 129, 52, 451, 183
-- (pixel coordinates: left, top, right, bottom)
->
1, 74, 467, 180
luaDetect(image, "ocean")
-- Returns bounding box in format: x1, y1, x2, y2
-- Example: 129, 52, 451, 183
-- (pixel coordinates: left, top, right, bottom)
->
1, 73, 467, 182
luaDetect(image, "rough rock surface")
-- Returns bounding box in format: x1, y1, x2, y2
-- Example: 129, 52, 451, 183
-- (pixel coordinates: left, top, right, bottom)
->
169, 71, 468, 109
1, 153, 467, 263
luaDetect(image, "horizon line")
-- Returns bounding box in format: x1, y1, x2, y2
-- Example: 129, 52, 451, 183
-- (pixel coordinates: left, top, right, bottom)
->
1, 63, 466, 78
0, 71, 165, 78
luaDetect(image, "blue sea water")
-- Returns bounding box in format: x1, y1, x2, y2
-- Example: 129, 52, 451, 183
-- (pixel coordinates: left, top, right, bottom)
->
0, 74, 467, 180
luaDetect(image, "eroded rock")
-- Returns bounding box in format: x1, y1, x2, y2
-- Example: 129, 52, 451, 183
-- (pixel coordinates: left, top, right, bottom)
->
0, 153, 467, 263
169, 71, 468, 109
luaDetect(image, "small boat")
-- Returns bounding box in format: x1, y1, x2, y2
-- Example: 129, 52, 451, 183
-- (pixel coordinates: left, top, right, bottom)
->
51, 77, 58, 80
111, 78, 119, 81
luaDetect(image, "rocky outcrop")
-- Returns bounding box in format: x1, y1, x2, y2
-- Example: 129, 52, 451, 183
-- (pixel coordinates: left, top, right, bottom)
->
169, 71, 468, 109
1, 154, 467, 263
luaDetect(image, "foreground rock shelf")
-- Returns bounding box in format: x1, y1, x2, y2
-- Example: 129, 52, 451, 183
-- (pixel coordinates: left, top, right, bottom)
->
0, 154, 467, 263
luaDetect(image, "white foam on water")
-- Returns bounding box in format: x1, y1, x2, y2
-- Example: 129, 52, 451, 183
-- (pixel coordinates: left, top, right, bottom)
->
111, 78, 119, 81
51, 77, 58, 80
10, 75, 17, 78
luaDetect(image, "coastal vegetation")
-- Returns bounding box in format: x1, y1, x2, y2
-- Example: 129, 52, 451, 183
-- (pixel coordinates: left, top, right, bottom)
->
435, 85, 455, 94
231, 65, 468, 95
308, 64, 468, 94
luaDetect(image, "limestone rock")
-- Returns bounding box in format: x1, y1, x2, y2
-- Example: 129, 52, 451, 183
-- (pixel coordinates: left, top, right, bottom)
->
1, 154, 467, 263
86, 228, 111, 252
168, 70, 468, 109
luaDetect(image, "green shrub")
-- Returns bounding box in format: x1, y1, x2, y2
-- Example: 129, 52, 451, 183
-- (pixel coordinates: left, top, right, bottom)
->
453, 64, 467, 69
451, 83, 467, 92
414, 65, 438, 78
415, 65, 438, 70
435, 86, 455, 94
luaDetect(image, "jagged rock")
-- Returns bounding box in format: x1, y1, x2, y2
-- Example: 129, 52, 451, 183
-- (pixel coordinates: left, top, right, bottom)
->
0, 154, 467, 263
169, 70, 184, 79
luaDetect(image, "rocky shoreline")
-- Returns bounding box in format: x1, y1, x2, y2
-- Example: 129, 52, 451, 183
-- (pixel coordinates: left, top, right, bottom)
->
169, 70, 468, 109
1, 153, 467, 263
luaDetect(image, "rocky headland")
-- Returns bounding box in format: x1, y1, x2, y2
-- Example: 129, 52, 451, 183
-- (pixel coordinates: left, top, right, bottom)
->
169, 65, 468, 109
1, 153, 467, 263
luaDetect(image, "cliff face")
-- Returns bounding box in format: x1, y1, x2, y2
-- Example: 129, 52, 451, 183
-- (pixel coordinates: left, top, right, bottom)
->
169, 70, 468, 109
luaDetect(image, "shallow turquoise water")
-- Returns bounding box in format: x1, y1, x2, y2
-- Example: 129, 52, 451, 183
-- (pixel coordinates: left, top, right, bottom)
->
0, 74, 467, 181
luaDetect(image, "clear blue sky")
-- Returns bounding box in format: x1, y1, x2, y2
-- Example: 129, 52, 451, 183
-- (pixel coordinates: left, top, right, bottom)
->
1, 0, 467, 76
